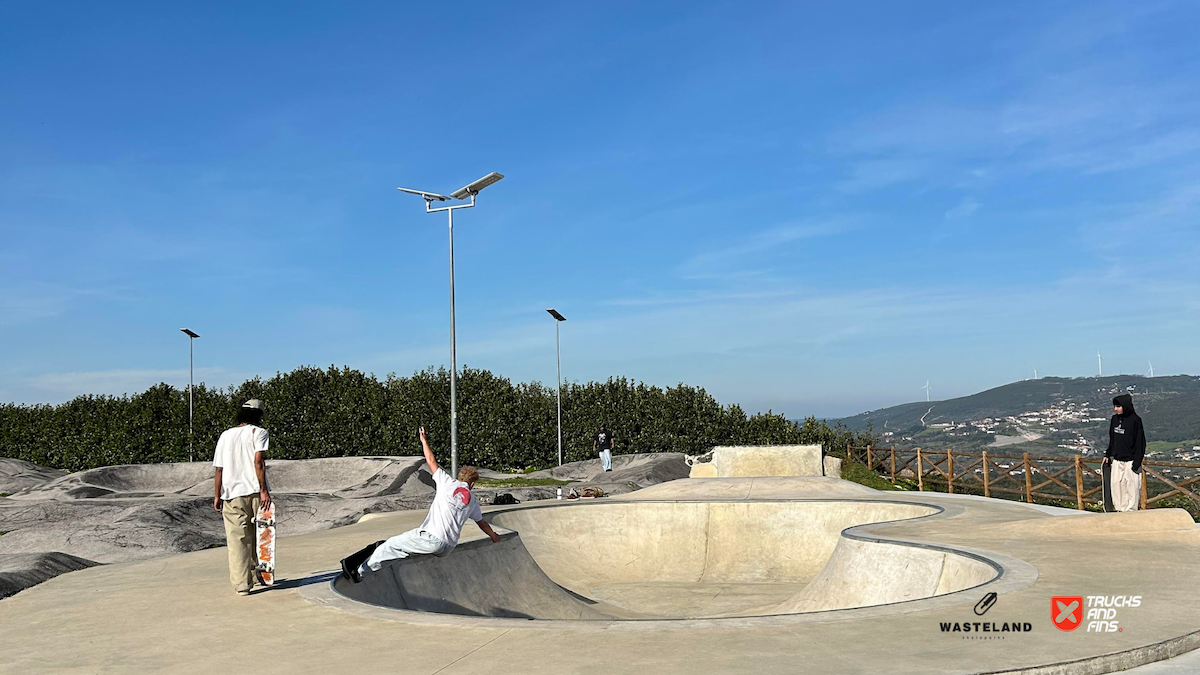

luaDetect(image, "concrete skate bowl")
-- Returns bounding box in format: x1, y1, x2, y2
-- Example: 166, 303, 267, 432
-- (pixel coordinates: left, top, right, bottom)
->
331, 499, 1000, 622
10, 457, 424, 500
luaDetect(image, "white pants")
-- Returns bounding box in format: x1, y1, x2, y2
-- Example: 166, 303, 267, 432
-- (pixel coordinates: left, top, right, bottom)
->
360, 528, 446, 577
1111, 460, 1141, 512
599, 449, 612, 471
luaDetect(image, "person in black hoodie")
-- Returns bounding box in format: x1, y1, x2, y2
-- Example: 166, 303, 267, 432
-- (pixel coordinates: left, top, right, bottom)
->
1104, 393, 1146, 511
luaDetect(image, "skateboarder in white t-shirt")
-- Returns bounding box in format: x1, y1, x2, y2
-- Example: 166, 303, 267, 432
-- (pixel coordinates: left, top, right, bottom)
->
341, 427, 501, 582
212, 399, 273, 595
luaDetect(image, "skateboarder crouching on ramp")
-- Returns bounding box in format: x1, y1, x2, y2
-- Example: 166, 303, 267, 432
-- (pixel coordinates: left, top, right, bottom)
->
341, 427, 501, 582
1103, 393, 1146, 512
212, 399, 273, 596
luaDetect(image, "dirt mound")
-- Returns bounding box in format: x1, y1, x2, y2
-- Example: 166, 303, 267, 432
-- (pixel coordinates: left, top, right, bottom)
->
0, 453, 688, 598
0, 459, 67, 494
0, 552, 98, 599
527, 453, 690, 486
11, 456, 425, 500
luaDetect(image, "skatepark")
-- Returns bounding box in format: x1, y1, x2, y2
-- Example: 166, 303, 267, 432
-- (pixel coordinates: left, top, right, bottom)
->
4, 445, 1200, 674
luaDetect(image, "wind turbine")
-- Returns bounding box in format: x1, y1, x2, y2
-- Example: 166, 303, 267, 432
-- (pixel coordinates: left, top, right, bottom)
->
921, 380, 932, 402
1097, 352, 1102, 377
1033, 368, 1038, 380
1147, 362, 1154, 377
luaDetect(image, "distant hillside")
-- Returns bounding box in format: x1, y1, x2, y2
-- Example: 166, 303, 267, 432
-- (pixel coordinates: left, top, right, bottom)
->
838, 375, 1200, 459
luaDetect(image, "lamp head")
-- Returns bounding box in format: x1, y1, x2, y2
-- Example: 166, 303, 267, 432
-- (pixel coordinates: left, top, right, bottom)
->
397, 187, 450, 202
450, 172, 504, 200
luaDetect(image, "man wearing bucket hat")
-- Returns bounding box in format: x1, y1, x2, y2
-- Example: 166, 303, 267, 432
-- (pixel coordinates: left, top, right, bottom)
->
212, 399, 273, 595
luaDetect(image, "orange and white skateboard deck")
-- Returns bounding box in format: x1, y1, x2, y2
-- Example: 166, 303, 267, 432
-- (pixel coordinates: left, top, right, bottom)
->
255, 502, 276, 586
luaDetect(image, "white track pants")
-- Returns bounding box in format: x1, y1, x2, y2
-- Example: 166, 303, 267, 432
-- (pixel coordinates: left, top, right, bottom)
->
360, 528, 446, 577
599, 449, 612, 471
1111, 460, 1141, 512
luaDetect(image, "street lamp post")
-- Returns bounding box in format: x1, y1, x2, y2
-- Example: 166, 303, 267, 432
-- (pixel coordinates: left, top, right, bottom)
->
546, 309, 566, 465
180, 329, 200, 462
398, 173, 504, 478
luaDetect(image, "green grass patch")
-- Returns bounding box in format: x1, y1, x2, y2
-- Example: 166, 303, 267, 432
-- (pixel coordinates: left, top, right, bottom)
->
475, 477, 574, 488
1147, 439, 1200, 456
1152, 494, 1200, 519
839, 459, 900, 491
0, 493, 9, 498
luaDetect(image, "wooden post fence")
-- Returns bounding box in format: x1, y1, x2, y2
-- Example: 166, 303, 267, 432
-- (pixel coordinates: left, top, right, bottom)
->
982, 450, 990, 498
948, 449, 955, 494
1074, 455, 1084, 510
845, 446, 1200, 515
1023, 452, 1033, 503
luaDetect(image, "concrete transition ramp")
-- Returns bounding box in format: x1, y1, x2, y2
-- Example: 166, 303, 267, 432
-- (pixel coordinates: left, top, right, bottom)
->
9, 474, 1200, 674
10, 456, 426, 500
0, 459, 67, 494
688, 445, 832, 478
332, 532, 615, 620
337, 499, 997, 620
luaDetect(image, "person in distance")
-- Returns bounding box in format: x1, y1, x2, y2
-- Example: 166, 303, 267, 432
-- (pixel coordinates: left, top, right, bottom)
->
594, 423, 614, 472
1104, 393, 1146, 512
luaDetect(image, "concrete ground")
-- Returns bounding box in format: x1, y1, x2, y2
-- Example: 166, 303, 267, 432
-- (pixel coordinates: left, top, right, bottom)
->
1125, 649, 1200, 674
2, 476, 1200, 674
0, 454, 688, 598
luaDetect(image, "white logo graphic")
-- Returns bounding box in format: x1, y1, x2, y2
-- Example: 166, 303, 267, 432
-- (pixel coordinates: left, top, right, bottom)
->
1084, 595, 1141, 633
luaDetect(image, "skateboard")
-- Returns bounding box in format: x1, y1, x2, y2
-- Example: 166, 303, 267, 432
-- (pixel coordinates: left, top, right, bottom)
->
1101, 461, 1115, 513
255, 502, 276, 586
340, 540, 385, 583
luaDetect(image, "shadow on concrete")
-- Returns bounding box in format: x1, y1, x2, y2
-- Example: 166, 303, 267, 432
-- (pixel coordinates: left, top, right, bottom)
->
270, 571, 340, 590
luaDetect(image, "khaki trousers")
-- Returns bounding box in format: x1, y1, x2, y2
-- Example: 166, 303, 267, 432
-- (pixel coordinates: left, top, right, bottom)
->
1111, 460, 1141, 512
222, 494, 261, 592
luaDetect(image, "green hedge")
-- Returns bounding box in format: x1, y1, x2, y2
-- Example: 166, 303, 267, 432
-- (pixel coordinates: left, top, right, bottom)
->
0, 366, 874, 472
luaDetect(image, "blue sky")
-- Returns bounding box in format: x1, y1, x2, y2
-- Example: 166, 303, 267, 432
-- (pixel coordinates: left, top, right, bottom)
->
2, 1, 1198, 418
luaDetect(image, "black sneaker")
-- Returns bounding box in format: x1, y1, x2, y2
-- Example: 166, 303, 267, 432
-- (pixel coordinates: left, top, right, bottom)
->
340, 540, 384, 583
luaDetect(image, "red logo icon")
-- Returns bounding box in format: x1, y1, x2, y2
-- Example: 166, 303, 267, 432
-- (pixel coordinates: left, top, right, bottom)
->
453, 487, 471, 507
1053, 596, 1084, 631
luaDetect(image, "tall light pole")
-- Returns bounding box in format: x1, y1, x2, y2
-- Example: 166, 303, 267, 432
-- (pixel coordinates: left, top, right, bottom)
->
547, 309, 566, 465
180, 329, 200, 462
398, 173, 504, 478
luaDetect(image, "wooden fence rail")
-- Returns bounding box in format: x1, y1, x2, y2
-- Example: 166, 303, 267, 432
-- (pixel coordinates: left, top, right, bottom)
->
846, 446, 1200, 512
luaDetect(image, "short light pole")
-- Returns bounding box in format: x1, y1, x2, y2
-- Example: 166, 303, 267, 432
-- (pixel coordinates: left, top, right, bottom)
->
180, 328, 200, 462
398, 173, 504, 478
547, 309, 566, 465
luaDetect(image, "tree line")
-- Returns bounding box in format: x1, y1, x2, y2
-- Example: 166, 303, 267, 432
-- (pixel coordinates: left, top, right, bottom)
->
0, 365, 874, 473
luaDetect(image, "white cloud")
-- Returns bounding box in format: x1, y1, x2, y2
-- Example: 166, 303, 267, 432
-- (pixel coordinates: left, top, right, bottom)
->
945, 197, 981, 221
680, 218, 858, 276
836, 159, 933, 193
824, 4, 1200, 195
0, 281, 108, 327
21, 367, 239, 402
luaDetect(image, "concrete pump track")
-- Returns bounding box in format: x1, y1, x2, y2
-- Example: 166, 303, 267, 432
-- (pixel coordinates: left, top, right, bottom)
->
4, 475, 1200, 674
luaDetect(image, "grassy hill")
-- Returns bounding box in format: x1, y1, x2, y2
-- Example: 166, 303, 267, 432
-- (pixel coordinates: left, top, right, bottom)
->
838, 375, 1200, 460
